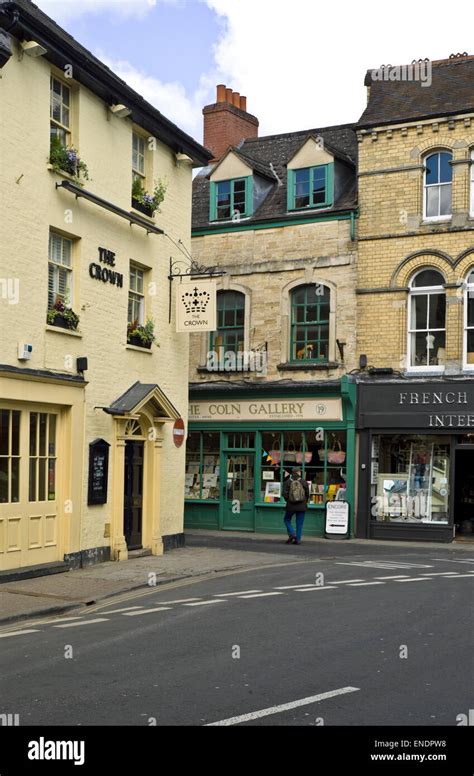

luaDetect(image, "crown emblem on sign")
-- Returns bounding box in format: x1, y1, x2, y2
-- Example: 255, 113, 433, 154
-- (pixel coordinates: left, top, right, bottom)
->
181, 286, 210, 314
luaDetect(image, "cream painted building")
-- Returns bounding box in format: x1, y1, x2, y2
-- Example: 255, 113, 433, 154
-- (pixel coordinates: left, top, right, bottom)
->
0, 0, 211, 573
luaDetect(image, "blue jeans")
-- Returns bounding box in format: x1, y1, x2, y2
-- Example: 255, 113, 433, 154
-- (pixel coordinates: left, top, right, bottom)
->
284, 511, 305, 542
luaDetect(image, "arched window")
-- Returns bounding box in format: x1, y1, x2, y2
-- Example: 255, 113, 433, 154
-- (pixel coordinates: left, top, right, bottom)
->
290, 284, 330, 362
408, 269, 446, 369
424, 151, 452, 220
464, 269, 474, 369
210, 291, 245, 355
470, 149, 474, 217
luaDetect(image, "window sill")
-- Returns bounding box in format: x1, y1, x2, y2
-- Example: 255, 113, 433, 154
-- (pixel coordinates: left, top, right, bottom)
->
420, 217, 452, 225
405, 367, 445, 375
125, 344, 153, 354
130, 205, 156, 222
277, 361, 340, 371
45, 324, 82, 337
47, 164, 82, 185
287, 205, 332, 214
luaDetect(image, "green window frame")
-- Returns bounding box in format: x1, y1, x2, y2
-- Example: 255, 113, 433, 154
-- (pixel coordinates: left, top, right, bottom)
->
185, 431, 220, 501
210, 177, 253, 221
287, 164, 333, 211
290, 284, 330, 363
210, 291, 245, 355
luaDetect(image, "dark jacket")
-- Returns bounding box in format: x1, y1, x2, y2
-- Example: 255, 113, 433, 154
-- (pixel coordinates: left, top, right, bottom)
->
283, 476, 309, 512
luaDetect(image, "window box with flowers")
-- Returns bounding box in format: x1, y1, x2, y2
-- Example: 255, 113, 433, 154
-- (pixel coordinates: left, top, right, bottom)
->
47, 296, 80, 331
127, 318, 158, 350
131, 178, 167, 218
49, 136, 90, 184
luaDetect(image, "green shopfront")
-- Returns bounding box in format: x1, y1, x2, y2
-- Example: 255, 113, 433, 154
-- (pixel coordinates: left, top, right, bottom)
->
184, 378, 356, 536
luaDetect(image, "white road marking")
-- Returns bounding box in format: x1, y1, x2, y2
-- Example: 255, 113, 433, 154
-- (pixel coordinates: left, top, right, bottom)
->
441, 574, 474, 579
91, 606, 144, 615
430, 558, 474, 564
349, 581, 385, 587
330, 579, 365, 584
54, 618, 109, 628
40, 616, 84, 624
274, 584, 318, 590
239, 592, 284, 599
205, 686, 360, 726
336, 561, 432, 569
123, 607, 171, 615
422, 572, 460, 577
295, 586, 336, 592
213, 590, 262, 597
0, 629, 39, 639
159, 598, 202, 604
184, 600, 225, 607
395, 578, 431, 583
374, 575, 409, 580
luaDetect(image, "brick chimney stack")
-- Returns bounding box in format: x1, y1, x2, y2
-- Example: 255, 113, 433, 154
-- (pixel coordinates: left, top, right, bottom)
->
203, 84, 259, 162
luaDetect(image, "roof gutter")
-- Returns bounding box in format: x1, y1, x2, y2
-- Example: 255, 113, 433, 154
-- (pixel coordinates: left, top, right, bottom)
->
0, 1, 212, 166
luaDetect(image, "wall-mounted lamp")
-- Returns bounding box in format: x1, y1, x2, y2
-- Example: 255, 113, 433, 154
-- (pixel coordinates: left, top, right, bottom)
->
21, 40, 47, 57
110, 104, 132, 118
77, 357, 88, 374
359, 354, 368, 370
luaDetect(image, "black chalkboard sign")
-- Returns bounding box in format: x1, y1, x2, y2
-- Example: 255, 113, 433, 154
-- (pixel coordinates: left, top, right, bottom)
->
88, 438, 110, 505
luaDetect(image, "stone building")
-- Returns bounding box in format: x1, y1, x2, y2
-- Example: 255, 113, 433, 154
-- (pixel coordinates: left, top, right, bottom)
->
185, 86, 357, 537
355, 55, 474, 542
0, 0, 211, 574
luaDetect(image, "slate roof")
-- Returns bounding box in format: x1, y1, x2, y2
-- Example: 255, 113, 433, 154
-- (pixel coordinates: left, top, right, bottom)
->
358, 56, 474, 128
192, 123, 358, 230
0, 0, 212, 165
104, 382, 173, 416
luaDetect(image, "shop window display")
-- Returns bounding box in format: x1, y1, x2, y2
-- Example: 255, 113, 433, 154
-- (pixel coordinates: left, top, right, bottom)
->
185, 431, 220, 500
371, 435, 449, 523
260, 430, 347, 505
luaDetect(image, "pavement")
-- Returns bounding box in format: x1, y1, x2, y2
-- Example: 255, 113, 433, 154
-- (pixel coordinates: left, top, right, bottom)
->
0, 529, 472, 626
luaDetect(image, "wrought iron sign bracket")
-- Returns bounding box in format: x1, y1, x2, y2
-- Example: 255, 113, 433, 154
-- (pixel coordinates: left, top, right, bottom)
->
168, 256, 226, 324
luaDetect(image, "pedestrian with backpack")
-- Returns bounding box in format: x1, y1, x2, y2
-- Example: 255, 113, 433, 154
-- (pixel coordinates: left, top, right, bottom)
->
283, 467, 309, 545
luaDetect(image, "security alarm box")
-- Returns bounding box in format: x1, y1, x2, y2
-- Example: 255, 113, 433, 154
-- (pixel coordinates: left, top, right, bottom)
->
18, 343, 33, 360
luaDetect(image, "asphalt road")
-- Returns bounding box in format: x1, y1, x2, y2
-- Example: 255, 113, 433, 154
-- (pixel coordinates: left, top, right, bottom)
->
1, 543, 473, 728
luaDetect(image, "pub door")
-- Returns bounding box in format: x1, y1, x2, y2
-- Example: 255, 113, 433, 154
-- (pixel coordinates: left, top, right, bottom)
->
124, 440, 144, 549
222, 453, 255, 531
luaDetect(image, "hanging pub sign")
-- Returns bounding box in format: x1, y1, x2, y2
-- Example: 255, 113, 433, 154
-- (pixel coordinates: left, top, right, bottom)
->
87, 438, 110, 505
176, 280, 216, 332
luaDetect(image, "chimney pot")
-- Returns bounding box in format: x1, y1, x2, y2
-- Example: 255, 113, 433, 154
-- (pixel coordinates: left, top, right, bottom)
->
225, 87, 233, 103
232, 91, 241, 108
216, 84, 226, 102
203, 86, 258, 162
240, 95, 247, 112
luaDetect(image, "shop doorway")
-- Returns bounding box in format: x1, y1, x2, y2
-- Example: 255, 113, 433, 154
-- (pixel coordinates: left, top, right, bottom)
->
454, 448, 474, 541
223, 453, 255, 530
123, 440, 144, 549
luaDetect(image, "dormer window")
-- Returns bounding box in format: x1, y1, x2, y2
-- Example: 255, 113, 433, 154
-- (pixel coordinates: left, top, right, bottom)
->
288, 164, 333, 211
210, 177, 252, 221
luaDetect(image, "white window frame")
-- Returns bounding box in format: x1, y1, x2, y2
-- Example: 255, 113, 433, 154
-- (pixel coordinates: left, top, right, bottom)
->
463, 269, 474, 372
50, 75, 71, 147
128, 264, 145, 325
407, 270, 446, 374
132, 132, 146, 185
423, 151, 452, 223
470, 149, 474, 218
48, 232, 73, 310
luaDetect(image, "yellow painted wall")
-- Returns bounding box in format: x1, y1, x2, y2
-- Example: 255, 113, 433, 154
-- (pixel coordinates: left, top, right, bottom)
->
0, 38, 193, 559
210, 152, 252, 182
287, 137, 334, 169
